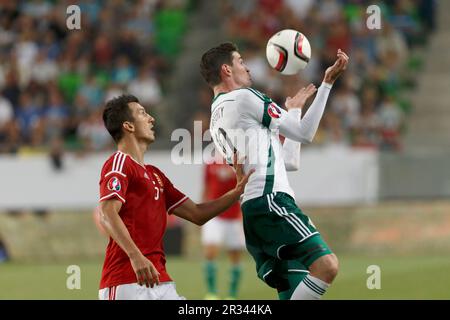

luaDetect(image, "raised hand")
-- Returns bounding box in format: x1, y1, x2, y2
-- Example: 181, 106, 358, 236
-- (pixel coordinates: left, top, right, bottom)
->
323, 49, 349, 85
285, 83, 317, 111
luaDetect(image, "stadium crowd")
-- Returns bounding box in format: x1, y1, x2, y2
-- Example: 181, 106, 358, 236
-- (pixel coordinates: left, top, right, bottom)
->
0, 0, 436, 155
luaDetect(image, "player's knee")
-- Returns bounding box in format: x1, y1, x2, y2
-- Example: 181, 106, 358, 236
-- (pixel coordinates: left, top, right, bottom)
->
324, 254, 339, 282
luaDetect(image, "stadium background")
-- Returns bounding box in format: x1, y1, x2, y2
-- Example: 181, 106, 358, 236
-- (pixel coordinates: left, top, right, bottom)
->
1, 0, 449, 299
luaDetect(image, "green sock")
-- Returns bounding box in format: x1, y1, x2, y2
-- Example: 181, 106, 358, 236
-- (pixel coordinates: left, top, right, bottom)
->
229, 264, 242, 298
277, 272, 308, 300
204, 261, 217, 294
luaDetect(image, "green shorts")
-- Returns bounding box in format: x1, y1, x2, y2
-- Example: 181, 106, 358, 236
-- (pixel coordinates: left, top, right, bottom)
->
241, 192, 332, 291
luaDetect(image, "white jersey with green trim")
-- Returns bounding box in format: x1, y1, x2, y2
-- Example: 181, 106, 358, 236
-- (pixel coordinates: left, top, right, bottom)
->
210, 87, 295, 204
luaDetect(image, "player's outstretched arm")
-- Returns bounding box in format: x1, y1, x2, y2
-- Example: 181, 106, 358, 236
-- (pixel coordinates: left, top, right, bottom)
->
283, 84, 317, 171
99, 199, 160, 288
172, 155, 254, 225
279, 49, 349, 144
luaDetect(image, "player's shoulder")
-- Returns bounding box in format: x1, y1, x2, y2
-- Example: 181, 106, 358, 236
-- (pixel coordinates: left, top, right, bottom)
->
239, 87, 271, 102
213, 87, 267, 103
101, 151, 132, 177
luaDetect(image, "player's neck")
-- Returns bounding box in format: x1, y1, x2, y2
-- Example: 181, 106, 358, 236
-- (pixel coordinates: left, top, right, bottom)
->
117, 138, 147, 166
213, 82, 242, 98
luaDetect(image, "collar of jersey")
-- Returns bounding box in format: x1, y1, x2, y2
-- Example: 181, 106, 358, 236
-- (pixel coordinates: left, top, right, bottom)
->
117, 150, 146, 170
212, 87, 252, 103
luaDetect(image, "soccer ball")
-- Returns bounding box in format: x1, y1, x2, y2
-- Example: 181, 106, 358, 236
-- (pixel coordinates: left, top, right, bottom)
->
266, 29, 311, 75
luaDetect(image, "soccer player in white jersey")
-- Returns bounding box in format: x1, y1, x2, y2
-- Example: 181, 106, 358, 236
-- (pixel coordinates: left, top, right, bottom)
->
200, 43, 349, 300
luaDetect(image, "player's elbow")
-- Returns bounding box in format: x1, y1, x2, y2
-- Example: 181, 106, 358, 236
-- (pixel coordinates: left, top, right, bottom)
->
285, 161, 300, 171
195, 218, 207, 226
192, 206, 208, 226
300, 135, 313, 144
193, 215, 208, 226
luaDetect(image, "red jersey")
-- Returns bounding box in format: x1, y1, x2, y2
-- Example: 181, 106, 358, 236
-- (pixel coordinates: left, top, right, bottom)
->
98, 151, 188, 289
204, 163, 241, 220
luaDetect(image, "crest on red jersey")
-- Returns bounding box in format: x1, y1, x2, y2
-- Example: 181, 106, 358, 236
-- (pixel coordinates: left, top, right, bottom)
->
107, 177, 121, 192
153, 172, 164, 188
268, 103, 282, 119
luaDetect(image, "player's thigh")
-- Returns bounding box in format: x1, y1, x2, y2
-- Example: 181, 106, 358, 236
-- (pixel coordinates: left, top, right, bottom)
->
242, 193, 315, 257
223, 219, 245, 250
201, 218, 224, 245
158, 282, 186, 300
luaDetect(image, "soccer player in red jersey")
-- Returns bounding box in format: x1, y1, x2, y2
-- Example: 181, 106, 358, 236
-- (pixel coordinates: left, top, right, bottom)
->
201, 156, 246, 300
98, 95, 253, 300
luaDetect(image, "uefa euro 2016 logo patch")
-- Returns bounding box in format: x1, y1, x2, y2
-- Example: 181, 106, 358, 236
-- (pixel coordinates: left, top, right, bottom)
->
153, 172, 164, 187
107, 177, 121, 192
268, 103, 281, 119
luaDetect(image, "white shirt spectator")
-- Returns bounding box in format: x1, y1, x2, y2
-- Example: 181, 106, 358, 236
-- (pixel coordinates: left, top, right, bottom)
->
378, 101, 403, 130
127, 75, 162, 106
30, 55, 59, 84
284, 0, 315, 20
331, 90, 361, 129
0, 96, 13, 126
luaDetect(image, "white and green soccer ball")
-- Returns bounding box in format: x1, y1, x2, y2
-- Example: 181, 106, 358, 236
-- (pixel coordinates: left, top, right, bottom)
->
266, 29, 311, 75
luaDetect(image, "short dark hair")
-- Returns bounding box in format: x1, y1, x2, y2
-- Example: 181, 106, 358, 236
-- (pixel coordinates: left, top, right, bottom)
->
200, 42, 238, 87
103, 94, 139, 143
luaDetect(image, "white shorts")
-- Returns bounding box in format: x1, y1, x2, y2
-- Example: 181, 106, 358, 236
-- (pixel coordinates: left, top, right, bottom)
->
98, 282, 186, 300
201, 218, 245, 250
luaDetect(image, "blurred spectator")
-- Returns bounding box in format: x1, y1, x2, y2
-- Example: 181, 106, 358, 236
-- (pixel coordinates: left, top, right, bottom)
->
378, 95, 404, 151
376, 22, 409, 70
127, 67, 162, 107
112, 55, 137, 85
330, 78, 360, 131
77, 74, 104, 110
0, 94, 14, 149
30, 50, 59, 84
43, 89, 69, 141
15, 92, 44, 146
77, 109, 113, 152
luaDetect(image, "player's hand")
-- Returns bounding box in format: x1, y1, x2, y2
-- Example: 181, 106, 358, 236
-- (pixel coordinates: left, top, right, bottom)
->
285, 84, 317, 111
232, 153, 254, 196
130, 253, 160, 288
323, 49, 349, 85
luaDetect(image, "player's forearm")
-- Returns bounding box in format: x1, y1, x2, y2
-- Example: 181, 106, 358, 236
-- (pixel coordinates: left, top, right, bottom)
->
100, 210, 142, 259
195, 188, 241, 225
283, 109, 301, 171
281, 82, 332, 143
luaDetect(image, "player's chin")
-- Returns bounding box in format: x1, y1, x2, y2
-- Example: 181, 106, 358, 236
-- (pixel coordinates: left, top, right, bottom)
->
147, 132, 156, 143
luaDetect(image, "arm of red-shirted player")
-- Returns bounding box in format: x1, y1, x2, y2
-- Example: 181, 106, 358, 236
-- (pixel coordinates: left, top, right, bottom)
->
99, 199, 160, 288
202, 164, 211, 202
172, 156, 254, 226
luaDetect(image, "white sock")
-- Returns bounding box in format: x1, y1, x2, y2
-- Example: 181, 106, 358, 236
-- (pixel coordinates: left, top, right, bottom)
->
290, 274, 330, 300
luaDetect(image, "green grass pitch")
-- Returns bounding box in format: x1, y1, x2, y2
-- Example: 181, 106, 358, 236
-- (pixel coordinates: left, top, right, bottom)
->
1, 254, 449, 299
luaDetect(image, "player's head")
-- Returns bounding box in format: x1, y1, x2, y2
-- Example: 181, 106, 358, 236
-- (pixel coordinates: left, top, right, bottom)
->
103, 94, 155, 145
200, 42, 251, 89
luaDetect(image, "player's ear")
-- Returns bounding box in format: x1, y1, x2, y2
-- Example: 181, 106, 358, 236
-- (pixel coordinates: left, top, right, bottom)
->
123, 121, 134, 133
221, 63, 232, 77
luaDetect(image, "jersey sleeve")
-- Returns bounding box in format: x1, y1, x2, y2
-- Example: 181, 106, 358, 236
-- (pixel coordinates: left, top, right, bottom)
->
99, 153, 130, 204
278, 82, 332, 143
157, 169, 189, 214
